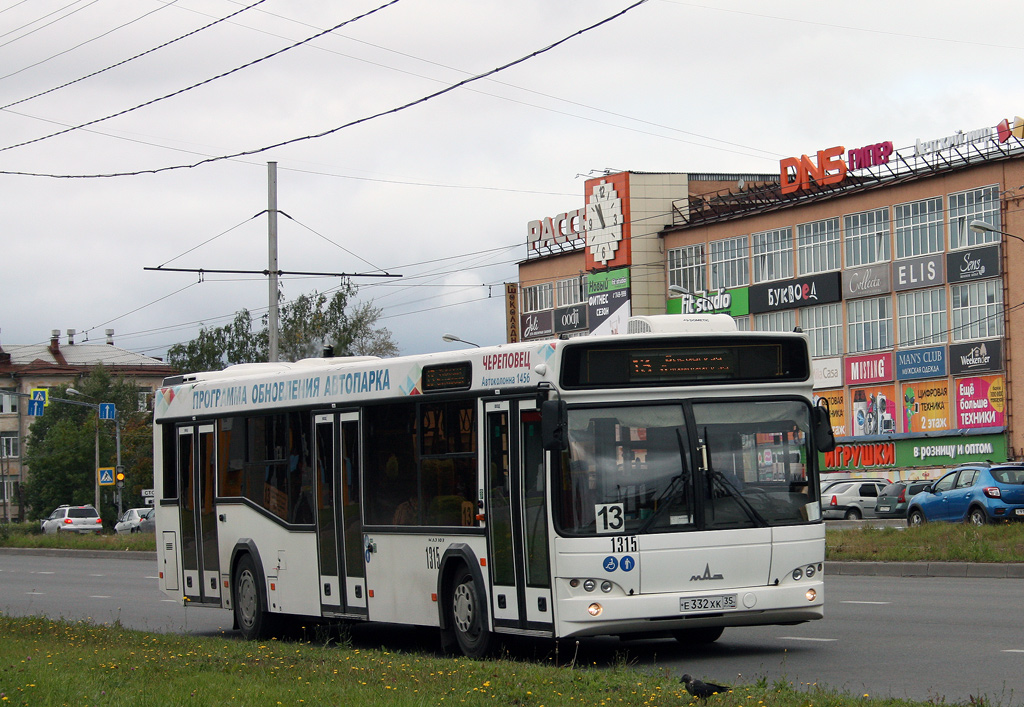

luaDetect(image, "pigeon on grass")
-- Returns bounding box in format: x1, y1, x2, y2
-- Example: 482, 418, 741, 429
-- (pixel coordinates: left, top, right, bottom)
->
680, 674, 730, 699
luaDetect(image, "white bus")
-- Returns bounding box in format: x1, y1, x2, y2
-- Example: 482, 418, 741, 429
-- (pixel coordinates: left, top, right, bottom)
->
153, 314, 835, 657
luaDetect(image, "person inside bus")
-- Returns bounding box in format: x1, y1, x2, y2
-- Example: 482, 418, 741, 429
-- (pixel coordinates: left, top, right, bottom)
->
392, 494, 419, 525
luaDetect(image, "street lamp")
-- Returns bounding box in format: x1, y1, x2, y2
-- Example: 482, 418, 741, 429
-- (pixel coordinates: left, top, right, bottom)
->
968, 219, 1024, 244
442, 333, 481, 348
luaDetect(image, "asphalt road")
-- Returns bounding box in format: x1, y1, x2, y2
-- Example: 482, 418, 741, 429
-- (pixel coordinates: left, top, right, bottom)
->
1, 549, 1021, 703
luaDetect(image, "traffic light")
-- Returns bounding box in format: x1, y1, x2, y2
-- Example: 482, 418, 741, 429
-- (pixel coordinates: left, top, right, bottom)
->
115, 466, 125, 488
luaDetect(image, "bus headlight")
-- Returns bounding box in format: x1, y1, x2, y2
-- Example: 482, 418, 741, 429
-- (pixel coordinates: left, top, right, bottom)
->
588, 603, 603, 616
805, 588, 817, 602
583, 579, 596, 592
792, 567, 803, 581
804, 564, 816, 578
601, 580, 613, 593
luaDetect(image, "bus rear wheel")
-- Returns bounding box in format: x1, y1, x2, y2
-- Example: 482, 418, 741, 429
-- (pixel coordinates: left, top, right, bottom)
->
448, 569, 493, 658
234, 554, 273, 640
671, 626, 724, 645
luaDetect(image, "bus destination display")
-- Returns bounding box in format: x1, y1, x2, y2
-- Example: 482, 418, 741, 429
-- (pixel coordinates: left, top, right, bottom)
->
422, 362, 473, 392
560, 338, 807, 388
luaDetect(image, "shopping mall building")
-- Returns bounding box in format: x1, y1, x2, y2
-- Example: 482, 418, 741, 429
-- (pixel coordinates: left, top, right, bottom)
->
515, 115, 1024, 479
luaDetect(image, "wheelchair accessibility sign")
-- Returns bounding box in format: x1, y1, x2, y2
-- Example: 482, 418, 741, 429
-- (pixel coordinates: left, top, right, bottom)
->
603, 555, 635, 572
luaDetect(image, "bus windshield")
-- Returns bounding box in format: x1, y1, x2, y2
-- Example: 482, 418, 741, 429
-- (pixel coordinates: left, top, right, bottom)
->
555, 399, 819, 535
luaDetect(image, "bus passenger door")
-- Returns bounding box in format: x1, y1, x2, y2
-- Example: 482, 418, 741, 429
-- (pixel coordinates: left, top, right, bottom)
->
178, 423, 220, 603
315, 412, 367, 616
485, 400, 553, 634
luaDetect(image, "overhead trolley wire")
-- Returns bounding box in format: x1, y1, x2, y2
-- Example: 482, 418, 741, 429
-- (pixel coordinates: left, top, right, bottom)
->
0, 0, 651, 179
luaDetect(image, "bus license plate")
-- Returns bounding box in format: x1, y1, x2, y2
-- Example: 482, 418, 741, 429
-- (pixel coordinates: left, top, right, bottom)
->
681, 594, 737, 612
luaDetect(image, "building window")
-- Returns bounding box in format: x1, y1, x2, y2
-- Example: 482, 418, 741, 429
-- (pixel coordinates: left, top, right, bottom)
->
949, 185, 1001, 250
1, 431, 19, 458
951, 279, 1004, 341
0, 390, 17, 415
753, 227, 794, 283
732, 316, 751, 331
556, 276, 585, 307
897, 287, 947, 348
800, 303, 843, 357
709, 236, 749, 289
797, 218, 840, 275
667, 245, 706, 294
753, 309, 796, 333
847, 296, 893, 353
894, 197, 943, 259
522, 283, 553, 313
844, 208, 890, 267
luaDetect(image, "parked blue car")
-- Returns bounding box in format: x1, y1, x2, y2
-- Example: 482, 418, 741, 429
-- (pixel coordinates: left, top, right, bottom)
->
907, 464, 1024, 526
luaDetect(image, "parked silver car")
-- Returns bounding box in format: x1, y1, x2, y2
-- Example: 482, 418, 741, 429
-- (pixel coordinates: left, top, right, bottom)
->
40, 504, 103, 534
821, 479, 889, 520
114, 507, 153, 534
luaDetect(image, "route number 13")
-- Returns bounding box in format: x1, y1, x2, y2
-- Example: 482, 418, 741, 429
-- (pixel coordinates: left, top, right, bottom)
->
595, 503, 625, 533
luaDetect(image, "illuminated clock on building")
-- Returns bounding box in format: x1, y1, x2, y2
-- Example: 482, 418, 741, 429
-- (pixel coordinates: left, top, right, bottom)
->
586, 179, 623, 265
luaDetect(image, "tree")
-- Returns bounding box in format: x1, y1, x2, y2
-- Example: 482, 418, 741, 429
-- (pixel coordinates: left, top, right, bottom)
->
21, 367, 152, 524
167, 283, 398, 372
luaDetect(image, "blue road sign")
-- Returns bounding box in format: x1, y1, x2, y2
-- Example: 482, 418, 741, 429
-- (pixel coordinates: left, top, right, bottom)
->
98, 468, 115, 486
620, 555, 636, 572
27, 399, 44, 416
603, 556, 619, 572
99, 403, 116, 420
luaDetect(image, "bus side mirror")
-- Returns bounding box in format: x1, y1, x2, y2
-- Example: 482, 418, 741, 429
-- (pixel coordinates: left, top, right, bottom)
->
814, 403, 836, 453
541, 399, 568, 451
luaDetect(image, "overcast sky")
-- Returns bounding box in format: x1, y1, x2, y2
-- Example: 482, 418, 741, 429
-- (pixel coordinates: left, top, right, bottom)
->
1, 0, 1021, 360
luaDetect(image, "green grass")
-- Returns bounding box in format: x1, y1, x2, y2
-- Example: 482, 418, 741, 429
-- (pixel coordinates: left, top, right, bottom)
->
0, 614, 987, 707
0, 521, 155, 552
826, 523, 1024, 563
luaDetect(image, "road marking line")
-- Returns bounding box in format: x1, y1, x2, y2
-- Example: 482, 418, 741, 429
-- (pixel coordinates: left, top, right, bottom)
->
89, 595, 111, 599
1003, 649, 1024, 653
25, 592, 44, 595
841, 600, 891, 605
31, 571, 55, 575
161, 599, 178, 603
779, 636, 838, 642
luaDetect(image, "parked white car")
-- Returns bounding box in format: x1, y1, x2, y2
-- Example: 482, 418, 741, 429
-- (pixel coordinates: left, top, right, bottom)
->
114, 507, 153, 534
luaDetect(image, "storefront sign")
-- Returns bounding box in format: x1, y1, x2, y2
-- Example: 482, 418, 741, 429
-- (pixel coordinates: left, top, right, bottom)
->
893, 254, 944, 291
847, 141, 894, 170
812, 357, 843, 389
901, 433, 1007, 466
813, 388, 847, 436
915, 126, 995, 158
587, 268, 631, 336
584, 173, 631, 270
505, 283, 520, 343
955, 375, 1005, 429
950, 339, 1003, 375
823, 442, 896, 470
527, 208, 586, 252
845, 352, 893, 385
896, 346, 947, 380
748, 272, 841, 313
553, 304, 587, 334
666, 287, 749, 316
850, 384, 897, 436
779, 146, 846, 194
821, 433, 1007, 470
843, 264, 891, 299
946, 244, 1000, 283
901, 379, 950, 433
520, 310, 554, 340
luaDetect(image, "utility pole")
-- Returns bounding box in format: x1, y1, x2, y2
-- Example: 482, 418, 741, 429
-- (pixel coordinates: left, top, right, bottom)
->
268, 161, 280, 362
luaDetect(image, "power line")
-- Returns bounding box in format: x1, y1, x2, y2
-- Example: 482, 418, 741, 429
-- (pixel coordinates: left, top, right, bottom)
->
0, 0, 650, 179
0, 0, 182, 84
0, 0, 97, 46
0, 0, 404, 153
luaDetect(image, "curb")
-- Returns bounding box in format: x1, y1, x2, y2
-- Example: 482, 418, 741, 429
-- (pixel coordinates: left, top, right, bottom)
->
826, 560, 1024, 578
0, 546, 156, 561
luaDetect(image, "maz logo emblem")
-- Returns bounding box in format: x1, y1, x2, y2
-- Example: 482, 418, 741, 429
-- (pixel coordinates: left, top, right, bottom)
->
690, 564, 724, 581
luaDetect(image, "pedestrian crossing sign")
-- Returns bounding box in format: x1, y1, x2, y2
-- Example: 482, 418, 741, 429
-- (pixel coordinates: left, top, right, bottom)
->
98, 467, 115, 486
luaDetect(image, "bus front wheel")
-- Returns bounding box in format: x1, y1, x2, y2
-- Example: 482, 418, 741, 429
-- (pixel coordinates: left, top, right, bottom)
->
234, 553, 273, 640
448, 569, 493, 658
